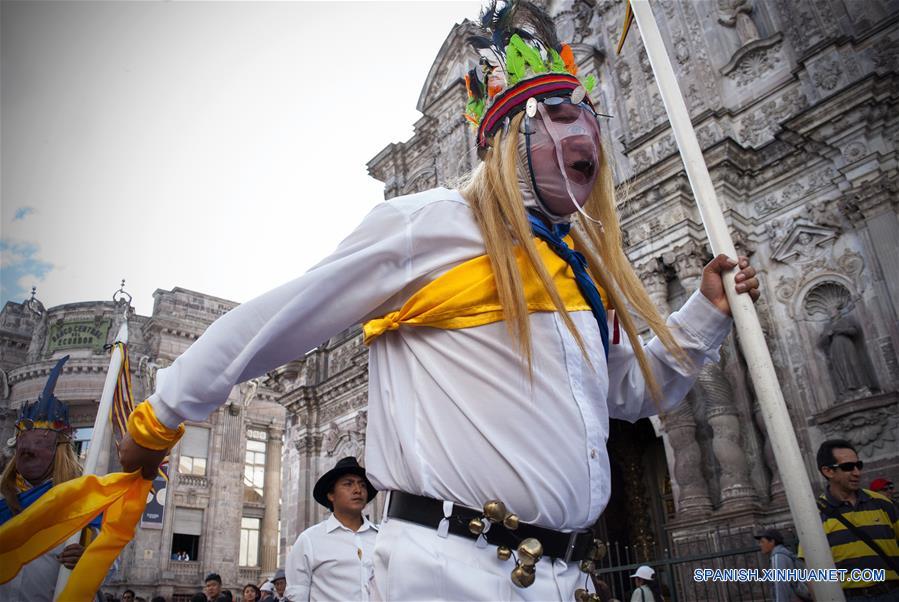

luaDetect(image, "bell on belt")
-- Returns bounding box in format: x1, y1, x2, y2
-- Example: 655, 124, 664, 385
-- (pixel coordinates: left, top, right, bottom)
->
575, 589, 589, 602
588, 539, 607, 561
468, 517, 485, 535
516, 538, 543, 567
496, 546, 512, 561
502, 513, 519, 530
579, 560, 595, 574
510, 563, 536, 588
483, 499, 507, 523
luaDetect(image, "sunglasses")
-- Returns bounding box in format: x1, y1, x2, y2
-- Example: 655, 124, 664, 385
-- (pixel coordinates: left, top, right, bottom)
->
827, 461, 864, 472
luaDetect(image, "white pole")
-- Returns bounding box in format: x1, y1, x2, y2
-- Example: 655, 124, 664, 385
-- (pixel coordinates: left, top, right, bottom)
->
627, 2, 844, 600
54, 322, 129, 600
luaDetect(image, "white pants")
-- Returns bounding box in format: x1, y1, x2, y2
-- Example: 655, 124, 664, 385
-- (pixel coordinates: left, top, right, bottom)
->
373, 517, 585, 601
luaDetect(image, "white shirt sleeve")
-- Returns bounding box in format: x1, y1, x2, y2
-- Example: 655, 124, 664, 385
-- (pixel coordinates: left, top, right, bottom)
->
149, 201, 416, 428
285, 532, 314, 602
606, 290, 733, 422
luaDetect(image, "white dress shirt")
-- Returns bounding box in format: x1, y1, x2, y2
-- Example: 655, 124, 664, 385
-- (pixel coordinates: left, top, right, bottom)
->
285, 514, 379, 601
149, 187, 732, 530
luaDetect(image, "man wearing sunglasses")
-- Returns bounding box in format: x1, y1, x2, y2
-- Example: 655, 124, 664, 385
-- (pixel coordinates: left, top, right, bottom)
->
812, 439, 899, 599
0, 355, 101, 601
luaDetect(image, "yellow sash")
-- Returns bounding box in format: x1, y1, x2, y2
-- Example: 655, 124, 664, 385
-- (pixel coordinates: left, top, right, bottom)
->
363, 236, 605, 344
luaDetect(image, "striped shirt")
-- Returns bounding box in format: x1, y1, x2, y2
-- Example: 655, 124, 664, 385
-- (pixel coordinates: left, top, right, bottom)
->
815, 487, 899, 589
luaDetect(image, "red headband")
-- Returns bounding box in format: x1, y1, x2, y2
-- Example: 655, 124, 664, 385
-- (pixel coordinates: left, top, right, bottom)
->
476, 73, 593, 148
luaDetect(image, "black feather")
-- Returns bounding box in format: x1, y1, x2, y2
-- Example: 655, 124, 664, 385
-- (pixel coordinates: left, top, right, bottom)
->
472, 0, 563, 56
513, 0, 562, 52
467, 35, 495, 51
467, 67, 485, 100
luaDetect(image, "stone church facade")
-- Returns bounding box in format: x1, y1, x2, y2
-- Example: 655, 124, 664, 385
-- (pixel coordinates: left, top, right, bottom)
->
0, 289, 286, 601
1, 1, 897, 599
290, 0, 899, 596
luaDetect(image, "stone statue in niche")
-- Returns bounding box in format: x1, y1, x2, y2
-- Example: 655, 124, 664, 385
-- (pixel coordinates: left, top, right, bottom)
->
321, 421, 340, 456
819, 305, 878, 399
717, 0, 760, 46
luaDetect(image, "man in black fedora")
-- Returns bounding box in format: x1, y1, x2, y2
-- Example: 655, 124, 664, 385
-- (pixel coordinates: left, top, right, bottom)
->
284, 456, 378, 601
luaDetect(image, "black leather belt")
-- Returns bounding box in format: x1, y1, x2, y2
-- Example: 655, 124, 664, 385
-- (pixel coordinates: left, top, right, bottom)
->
386, 491, 594, 562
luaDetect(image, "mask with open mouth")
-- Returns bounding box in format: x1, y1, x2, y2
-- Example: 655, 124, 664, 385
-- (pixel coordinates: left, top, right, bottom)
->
520, 99, 601, 220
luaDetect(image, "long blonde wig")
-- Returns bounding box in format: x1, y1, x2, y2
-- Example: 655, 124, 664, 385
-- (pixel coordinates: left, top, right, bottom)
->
459, 112, 687, 400
1, 434, 82, 514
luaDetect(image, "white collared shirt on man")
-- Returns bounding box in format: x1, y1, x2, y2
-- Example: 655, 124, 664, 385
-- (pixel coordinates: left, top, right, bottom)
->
149, 187, 732, 533
284, 514, 378, 602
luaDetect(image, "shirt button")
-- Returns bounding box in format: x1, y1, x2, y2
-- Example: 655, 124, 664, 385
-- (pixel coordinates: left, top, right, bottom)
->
590, 449, 597, 459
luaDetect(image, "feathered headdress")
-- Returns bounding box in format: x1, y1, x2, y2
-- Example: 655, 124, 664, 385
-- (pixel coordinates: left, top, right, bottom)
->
464, 0, 597, 150
17, 355, 72, 433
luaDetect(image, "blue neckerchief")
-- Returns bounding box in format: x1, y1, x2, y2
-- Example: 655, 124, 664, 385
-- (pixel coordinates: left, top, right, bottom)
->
527, 212, 610, 358
0, 479, 102, 529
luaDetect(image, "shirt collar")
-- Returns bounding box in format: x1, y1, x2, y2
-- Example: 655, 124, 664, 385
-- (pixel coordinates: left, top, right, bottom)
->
325, 513, 378, 533
823, 485, 869, 507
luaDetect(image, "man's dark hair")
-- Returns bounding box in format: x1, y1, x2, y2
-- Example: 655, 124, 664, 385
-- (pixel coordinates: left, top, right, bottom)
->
123, 590, 136, 597
816, 439, 857, 472
204, 573, 222, 584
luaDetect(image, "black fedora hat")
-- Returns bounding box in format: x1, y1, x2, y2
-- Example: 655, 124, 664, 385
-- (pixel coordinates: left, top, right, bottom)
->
313, 456, 378, 510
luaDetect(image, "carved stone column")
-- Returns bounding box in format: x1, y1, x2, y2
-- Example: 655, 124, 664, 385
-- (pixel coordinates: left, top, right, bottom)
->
699, 364, 757, 507
655, 249, 714, 516
260, 425, 283, 573
752, 400, 784, 501
639, 264, 670, 315
661, 404, 713, 516
667, 243, 708, 297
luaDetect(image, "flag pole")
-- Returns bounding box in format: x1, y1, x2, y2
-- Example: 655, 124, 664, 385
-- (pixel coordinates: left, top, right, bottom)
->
626, 1, 843, 599
54, 288, 130, 600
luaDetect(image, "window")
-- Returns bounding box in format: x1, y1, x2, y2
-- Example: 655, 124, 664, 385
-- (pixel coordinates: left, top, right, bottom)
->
244, 432, 266, 499
72, 427, 93, 462
239, 517, 260, 566
178, 426, 209, 476
171, 507, 203, 561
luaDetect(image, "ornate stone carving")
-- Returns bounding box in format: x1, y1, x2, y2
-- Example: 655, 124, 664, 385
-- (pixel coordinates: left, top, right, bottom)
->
615, 61, 632, 93
769, 220, 839, 264
819, 402, 898, 457
699, 364, 756, 504
722, 37, 782, 88
813, 60, 842, 91
662, 403, 712, 515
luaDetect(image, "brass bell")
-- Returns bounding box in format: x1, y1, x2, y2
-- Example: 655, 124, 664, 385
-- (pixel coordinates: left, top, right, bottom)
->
589, 539, 607, 561
468, 517, 485, 535
483, 499, 507, 523
510, 563, 536, 588
574, 588, 589, 602
497, 546, 512, 561
517, 538, 543, 566
588, 594, 602, 602
502, 513, 520, 530
579, 560, 595, 574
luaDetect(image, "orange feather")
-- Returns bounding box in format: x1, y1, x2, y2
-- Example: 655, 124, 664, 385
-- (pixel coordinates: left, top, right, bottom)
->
560, 44, 578, 75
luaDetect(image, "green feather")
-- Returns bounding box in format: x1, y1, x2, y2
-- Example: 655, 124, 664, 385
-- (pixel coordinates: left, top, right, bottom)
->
584, 74, 596, 93
467, 98, 486, 121
509, 34, 546, 76
505, 45, 526, 85
549, 48, 566, 73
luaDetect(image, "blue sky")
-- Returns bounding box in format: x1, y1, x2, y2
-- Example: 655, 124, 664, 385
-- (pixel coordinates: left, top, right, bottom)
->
1, 1, 481, 314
